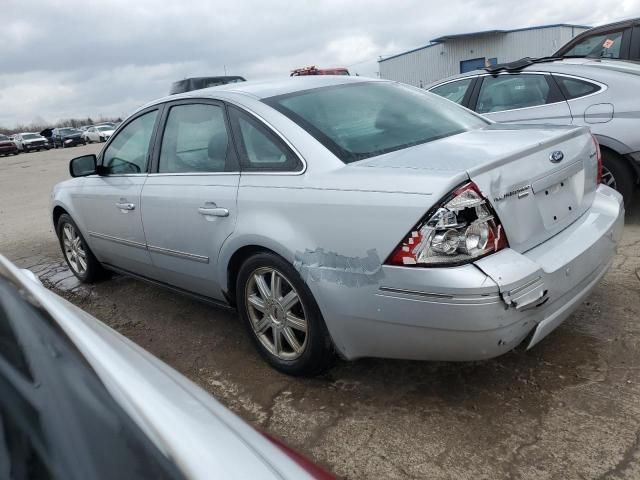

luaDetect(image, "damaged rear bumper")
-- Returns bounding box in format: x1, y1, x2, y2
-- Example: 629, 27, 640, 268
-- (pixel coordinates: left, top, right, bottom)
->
315, 185, 623, 361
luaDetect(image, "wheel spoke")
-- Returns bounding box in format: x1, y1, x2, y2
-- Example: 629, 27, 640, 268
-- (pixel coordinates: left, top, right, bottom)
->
254, 273, 271, 300
271, 271, 282, 300
248, 294, 266, 313
282, 327, 302, 353
77, 249, 87, 258
272, 328, 282, 354
254, 315, 271, 335
281, 290, 299, 313
63, 239, 72, 250
286, 313, 307, 332
64, 225, 74, 242
77, 256, 87, 271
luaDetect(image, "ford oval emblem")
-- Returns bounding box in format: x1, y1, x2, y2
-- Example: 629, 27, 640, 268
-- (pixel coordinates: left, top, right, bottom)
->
550, 151, 564, 163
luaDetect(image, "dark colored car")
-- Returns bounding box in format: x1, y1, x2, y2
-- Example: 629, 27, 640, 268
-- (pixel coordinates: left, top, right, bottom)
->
169, 76, 246, 95
51, 127, 87, 148
555, 18, 640, 60
0, 134, 19, 156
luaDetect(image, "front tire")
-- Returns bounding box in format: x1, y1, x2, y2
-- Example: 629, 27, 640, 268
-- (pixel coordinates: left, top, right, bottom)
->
236, 252, 334, 376
601, 150, 635, 208
56, 214, 105, 283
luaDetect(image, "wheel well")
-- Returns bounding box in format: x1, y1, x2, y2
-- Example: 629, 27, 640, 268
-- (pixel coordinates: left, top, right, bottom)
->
600, 145, 640, 184
52, 206, 68, 229
225, 245, 276, 308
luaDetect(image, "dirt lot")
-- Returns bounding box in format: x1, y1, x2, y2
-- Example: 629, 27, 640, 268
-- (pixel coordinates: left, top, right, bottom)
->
1, 145, 639, 479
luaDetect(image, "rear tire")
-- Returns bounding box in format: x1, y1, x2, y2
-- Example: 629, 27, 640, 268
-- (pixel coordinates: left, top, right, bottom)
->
602, 150, 635, 208
236, 252, 334, 376
56, 214, 106, 283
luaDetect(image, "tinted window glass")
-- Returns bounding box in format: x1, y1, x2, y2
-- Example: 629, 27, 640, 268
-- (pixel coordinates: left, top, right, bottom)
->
159, 104, 230, 173
229, 106, 301, 171
563, 31, 624, 58
265, 82, 487, 163
430, 78, 474, 105
103, 110, 157, 174
476, 74, 551, 113
554, 76, 601, 100
0, 305, 33, 380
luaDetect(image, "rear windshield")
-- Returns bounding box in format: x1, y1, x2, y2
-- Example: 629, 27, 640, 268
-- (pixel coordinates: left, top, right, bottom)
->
264, 82, 488, 163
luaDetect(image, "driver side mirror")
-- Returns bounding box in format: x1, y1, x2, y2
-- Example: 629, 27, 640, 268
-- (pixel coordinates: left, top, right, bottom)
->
69, 154, 98, 177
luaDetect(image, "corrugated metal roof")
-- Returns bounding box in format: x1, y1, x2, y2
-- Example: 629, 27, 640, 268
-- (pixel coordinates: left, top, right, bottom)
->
379, 24, 591, 63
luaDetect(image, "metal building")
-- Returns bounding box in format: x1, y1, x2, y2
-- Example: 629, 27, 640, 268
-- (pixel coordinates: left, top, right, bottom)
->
378, 24, 590, 87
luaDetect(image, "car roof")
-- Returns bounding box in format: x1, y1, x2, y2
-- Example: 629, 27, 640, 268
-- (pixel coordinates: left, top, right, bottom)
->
428, 58, 640, 87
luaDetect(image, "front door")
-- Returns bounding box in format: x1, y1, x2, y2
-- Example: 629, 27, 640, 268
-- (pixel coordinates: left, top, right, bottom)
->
474, 73, 573, 125
141, 101, 239, 299
74, 109, 159, 277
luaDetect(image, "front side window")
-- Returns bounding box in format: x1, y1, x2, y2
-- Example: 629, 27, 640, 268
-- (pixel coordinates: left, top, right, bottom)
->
159, 103, 231, 173
430, 78, 474, 105
103, 110, 157, 174
229, 106, 301, 171
554, 76, 601, 100
476, 74, 551, 114
562, 30, 624, 59
265, 82, 487, 163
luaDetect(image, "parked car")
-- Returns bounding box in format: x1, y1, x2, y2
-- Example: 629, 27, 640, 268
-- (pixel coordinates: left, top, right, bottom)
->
291, 66, 350, 76
83, 125, 115, 143
52, 76, 623, 375
428, 57, 640, 205
13, 132, 50, 152
51, 127, 87, 148
0, 133, 19, 156
169, 76, 246, 95
0, 255, 334, 479
555, 17, 640, 61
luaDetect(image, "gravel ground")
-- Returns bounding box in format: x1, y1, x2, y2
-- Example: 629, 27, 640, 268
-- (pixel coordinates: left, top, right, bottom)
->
2, 145, 640, 479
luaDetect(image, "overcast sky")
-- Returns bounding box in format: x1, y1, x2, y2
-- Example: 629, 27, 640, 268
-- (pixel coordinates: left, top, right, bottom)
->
2, 0, 639, 127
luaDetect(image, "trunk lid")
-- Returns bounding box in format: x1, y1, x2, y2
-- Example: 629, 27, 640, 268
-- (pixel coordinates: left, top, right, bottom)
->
357, 123, 598, 252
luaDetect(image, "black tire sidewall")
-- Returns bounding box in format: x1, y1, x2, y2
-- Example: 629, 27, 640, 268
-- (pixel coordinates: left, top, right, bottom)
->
602, 151, 635, 208
236, 252, 334, 376
56, 214, 102, 283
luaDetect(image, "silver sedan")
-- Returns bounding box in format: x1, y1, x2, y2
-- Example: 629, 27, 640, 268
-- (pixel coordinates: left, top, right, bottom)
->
51, 76, 624, 375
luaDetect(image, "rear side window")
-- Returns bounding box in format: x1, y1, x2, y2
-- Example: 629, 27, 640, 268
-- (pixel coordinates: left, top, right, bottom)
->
228, 106, 302, 172
476, 74, 551, 113
159, 103, 232, 173
562, 30, 624, 59
430, 78, 474, 105
554, 76, 601, 100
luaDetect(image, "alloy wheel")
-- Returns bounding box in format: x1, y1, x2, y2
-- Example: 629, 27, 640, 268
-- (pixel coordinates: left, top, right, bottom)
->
62, 223, 87, 275
245, 267, 308, 360
601, 165, 617, 190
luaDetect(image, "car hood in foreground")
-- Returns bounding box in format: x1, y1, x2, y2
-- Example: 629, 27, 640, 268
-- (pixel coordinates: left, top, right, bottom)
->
0, 257, 316, 480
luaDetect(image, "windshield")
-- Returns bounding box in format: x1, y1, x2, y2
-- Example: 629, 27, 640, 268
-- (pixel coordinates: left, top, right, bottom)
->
97, 126, 113, 131
59, 128, 79, 135
264, 82, 488, 163
562, 31, 624, 59
22, 133, 40, 139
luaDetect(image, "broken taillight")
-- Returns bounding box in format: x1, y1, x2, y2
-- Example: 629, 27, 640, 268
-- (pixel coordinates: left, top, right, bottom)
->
592, 134, 602, 184
386, 182, 508, 267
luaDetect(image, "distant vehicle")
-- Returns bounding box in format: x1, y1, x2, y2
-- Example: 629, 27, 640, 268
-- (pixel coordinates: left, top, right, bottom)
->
51, 127, 87, 148
428, 57, 640, 205
84, 125, 115, 143
555, 17, 640, 61
13, 132, 50, 152
0, 133, 19, 156
290, 66, 350, 76
169, 76, 246, 95
0, 255, 334, 480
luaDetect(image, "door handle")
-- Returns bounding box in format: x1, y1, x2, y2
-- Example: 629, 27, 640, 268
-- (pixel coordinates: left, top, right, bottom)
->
116, 202, 136, 211
198, 206, 229, 217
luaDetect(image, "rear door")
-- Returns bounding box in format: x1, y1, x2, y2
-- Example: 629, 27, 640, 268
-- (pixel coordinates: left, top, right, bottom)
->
471, 73, 573, 125
140, 100, 240, 299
